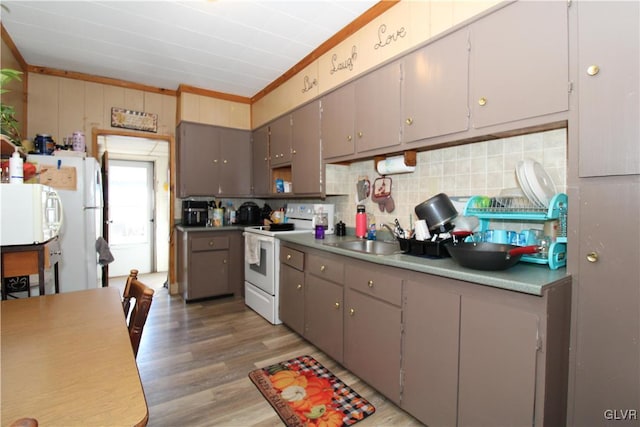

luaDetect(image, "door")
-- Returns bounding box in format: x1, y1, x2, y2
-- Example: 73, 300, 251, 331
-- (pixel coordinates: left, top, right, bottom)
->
101, 151, 110, 287
108, 159, 154, 276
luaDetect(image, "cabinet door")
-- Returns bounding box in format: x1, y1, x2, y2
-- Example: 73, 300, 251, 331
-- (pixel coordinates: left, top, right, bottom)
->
251, 125, 270, 196
577, 1, 639, 177
402, 279, 460, 427
354, 62, 402, 153
305, 274, 343, 363
402, 28, 470, 144
189, 249, 229, 300
321, 85, 355, 159
291, 102, 321, 194
279, 264, 305, 336
218, 128, 251, 195
177, 122, 219, 197
270, 114, 292, 166
572, 177, 640, 425
469, 1, 568, 129
344, 289, 401, 403
458, 297, 539, 427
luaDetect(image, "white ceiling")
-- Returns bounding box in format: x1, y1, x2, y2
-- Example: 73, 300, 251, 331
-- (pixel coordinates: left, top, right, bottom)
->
1, 0, 379, 98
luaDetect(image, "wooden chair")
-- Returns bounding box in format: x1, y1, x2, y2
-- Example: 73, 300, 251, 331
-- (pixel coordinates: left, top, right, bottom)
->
122, 269, 154, 358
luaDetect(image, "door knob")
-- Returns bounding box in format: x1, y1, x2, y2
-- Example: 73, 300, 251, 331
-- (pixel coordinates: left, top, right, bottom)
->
405, 118, 413, 125
478, 97, 487, 106
587, 65, 600, 76
586, 251, 599, 263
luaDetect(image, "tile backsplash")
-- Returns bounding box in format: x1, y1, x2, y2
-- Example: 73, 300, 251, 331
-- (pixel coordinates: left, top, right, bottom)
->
326, 128, 567, 229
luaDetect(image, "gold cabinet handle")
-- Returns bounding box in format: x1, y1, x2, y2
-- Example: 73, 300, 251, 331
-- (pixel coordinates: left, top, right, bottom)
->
405, 118, 413, 125
347, 135, 352, 142
209, 241, 215, 246
213, 159, 219, 164
320, 265, 326, 272
349, 308, 355, 316
334, 302, 340, 309
223, 259, 227, 264
358, 131, 363, 138
292, 149, 297, 155
223, 159, 228, 164
264, 157, 268, 161
587, 65, 600, 76
478, 97, 487, 106
367, 280, 374, 288
297, 284, 303, 290
280, 153, 284, 158
586, 252, 599, 263
286, 254, 292, 260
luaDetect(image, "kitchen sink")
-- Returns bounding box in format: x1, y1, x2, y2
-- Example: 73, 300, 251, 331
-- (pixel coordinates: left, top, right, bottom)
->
323, 239, 402, 256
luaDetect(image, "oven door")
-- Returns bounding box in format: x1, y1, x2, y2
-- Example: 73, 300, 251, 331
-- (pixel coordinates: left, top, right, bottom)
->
244, 235, 275, 295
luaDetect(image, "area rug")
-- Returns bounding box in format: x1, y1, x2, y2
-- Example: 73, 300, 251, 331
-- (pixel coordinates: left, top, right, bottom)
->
249, 355, 376, 427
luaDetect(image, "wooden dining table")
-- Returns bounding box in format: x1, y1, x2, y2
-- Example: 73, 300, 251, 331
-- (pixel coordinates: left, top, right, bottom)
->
1, 287, 149, 427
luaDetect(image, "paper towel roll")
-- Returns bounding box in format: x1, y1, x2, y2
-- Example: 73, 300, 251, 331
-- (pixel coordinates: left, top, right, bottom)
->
376, 155, 416, 175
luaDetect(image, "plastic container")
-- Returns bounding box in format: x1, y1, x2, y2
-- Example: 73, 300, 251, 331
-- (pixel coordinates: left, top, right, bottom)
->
9, 149, 23, 183
355, 205, 367, 238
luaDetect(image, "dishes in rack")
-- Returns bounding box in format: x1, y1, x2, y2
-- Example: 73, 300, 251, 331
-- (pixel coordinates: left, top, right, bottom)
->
516, 159, 557, 208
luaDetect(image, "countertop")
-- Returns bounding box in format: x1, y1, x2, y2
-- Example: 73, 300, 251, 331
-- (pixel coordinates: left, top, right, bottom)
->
175, 224, 246, 232
276, 233, 570, 296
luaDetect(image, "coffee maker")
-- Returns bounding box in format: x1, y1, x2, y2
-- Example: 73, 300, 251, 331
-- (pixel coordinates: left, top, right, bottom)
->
182, 200, 208, 226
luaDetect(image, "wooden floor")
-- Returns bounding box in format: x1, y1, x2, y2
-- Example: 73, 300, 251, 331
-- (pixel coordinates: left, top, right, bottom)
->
134, 286, 424, 426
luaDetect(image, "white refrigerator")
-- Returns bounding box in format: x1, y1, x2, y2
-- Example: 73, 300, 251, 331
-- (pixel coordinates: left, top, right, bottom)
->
28, 154, 103, 292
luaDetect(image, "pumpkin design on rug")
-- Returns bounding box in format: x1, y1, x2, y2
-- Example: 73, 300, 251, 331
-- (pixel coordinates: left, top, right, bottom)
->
249, 355, 376, 427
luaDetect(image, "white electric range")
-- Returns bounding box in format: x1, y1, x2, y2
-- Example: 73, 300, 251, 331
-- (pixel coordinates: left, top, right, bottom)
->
243, 203, 335, 324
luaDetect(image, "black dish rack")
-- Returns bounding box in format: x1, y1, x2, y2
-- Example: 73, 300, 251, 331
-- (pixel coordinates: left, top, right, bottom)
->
398, 237, 453, 258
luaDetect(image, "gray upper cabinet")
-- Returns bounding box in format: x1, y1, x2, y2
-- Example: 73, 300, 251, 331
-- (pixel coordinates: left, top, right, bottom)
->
354, 62, 402, 154
576, 1, 639, 177
251, 124, 270, 197
401, 28, 470, 144
270, 114, 292, 167
177, 122, 251, 197
217, 127, 251, 196
177, 122, 218, 197
469, 1, 568, 129
320, 84, 356, 160
291, 101, 322, 195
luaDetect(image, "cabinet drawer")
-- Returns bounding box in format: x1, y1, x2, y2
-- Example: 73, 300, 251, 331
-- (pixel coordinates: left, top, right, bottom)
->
307, 253, 344, 284
281, 247, 304, 271
191, 235, 229, 251
345, 262, 402, 306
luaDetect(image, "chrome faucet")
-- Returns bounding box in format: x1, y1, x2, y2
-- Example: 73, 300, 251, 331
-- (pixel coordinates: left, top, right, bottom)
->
378, 223, 396, 240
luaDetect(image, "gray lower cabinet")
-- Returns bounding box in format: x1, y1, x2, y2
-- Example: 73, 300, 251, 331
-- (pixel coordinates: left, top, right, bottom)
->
343, 261, 403, 404
469, 1, 568, 129
305, 273, 343, 363
178, 230, 244, 302
458, 297, 539, 427
280, 242, 571, 426
279, 247, 305, 336
402, 278, 460, 427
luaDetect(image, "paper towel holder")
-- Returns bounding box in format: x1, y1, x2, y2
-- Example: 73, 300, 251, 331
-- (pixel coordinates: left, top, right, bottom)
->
375, 150, 417, 175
